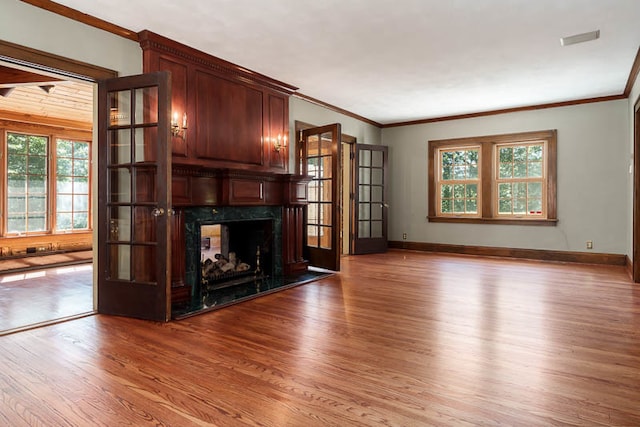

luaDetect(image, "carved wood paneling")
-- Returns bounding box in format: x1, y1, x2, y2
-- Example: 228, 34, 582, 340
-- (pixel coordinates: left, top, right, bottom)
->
140, 30, 292, 173
193, 69, 263, 165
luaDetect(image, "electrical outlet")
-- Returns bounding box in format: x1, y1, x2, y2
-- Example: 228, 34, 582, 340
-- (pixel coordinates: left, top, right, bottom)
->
586, 240, 593, 250
402, 233, 407, 240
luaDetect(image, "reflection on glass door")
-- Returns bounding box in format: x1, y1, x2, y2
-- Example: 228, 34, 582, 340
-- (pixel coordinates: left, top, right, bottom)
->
98, 72, 171, 321
354, 144, 388, 254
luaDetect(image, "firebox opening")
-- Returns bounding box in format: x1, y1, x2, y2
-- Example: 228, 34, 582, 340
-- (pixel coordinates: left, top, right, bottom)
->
199, 220, 274, 289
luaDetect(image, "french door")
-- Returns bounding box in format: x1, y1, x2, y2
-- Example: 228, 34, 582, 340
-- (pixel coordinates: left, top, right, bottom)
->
97, 71, 172, 321
353, 144, 389, 254
301, 124, 341, 271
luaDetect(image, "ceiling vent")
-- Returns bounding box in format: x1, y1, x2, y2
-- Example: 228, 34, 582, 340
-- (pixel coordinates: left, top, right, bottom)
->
560, 30, 600, 46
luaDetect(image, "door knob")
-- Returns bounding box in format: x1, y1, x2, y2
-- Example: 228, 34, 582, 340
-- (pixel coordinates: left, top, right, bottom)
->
151, 207, 165, 217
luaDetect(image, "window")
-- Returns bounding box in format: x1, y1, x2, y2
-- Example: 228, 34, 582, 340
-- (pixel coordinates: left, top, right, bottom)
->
428, 130, 557, 225
3, 132, 91, 236
6, 133, 48, 233
495, 143, 545, 217
437, 147, 480, 216
55, 139, 90, 231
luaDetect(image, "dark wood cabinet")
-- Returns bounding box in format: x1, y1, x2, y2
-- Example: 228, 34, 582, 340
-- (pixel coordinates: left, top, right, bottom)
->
139, 31, 309, 305
139, 30, 295, 172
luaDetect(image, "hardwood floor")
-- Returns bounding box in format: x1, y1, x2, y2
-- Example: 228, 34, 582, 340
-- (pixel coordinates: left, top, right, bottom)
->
0, 263, 93, 334
1, 250, 639, 426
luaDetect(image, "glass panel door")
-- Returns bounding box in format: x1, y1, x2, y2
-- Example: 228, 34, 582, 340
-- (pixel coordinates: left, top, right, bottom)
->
301, 124, 341, 271
354, 144, 388, 254
98, 72, 172, 321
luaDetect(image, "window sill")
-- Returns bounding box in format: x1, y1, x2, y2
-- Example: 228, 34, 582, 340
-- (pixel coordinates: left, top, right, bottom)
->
427, 216, 558, 226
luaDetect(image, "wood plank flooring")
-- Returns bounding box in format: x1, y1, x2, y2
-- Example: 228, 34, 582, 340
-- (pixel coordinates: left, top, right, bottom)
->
0, 263, 93, 334
0, 250, 639, 426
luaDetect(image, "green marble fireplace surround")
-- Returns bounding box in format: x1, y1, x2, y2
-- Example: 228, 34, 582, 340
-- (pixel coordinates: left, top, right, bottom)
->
175, 206, 283, 317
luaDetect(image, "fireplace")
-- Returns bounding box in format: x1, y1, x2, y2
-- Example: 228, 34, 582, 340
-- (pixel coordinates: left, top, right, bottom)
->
174, 206, 283, 316
200, 219, 272, 289
168, 169, 314, 319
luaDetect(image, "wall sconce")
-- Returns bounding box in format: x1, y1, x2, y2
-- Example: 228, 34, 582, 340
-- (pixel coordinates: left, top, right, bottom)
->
171, 112, 187, 138
272, 134, 287, 152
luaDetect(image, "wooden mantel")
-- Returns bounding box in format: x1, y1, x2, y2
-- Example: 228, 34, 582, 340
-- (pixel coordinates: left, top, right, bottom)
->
171, 166, 310, 208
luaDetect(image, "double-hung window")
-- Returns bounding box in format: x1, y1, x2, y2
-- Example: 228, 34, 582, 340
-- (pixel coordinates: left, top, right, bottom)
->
495, 142, 545, 217
428, 130, 557, 225
3, 131, 91, 236
436, 146, 480, 216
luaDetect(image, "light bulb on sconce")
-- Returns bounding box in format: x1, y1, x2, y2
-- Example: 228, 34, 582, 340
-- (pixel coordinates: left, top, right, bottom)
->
272, 134, 287, 152
171, 112, 187, 138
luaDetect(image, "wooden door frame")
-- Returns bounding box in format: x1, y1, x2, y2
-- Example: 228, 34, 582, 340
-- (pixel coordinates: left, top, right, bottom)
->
0, 41, 117, 311
634, 96, 640, 282
294, 121, 356, 255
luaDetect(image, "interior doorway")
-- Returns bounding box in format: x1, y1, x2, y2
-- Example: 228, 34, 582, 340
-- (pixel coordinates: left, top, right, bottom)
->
0, 40, 114, 333
295, 121, 356, 268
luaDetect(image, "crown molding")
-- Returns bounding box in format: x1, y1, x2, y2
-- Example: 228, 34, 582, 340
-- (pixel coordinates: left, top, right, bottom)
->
20, 0, 138, 41
381, 94, 626, 128
624, 45, 640, 96
293, 93, 382, 128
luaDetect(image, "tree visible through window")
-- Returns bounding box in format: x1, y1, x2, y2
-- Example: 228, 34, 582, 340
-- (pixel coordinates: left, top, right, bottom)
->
3, 132, 91, 235
6, 133, 48, 233
56, 140, 90, 230
428, 130, 557, 225
438, 147, 480, 216
496, 143, 545, 217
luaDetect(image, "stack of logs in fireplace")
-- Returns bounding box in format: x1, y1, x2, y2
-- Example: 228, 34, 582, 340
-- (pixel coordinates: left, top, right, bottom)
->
201, 252, 252, 283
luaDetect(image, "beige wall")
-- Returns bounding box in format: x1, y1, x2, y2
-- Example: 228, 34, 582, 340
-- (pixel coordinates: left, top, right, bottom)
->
0, 0, 142, 76
289, 96, 382, 147
383, 99, 630, 255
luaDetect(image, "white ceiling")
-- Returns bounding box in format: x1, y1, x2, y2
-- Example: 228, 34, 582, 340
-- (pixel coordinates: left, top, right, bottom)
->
54, 0, 640, 125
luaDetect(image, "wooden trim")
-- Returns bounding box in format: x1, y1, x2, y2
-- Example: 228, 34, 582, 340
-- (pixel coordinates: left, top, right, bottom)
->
0, 39, 117, 81
0, 113, 92, 132
0, 120, 91, 143
428, 130, 557, 223
626, 255, 633, 280
429, 129, 556, 146
383, 95, 626, 128
293, 92, 383, 128
1, 127, 93, 238
624, 46, 640, 96
426, 216, 558, 226
388, 241, 627, 266
0, 232, 92, 257
634, 97, 640, 282
18, 0, 138, 41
